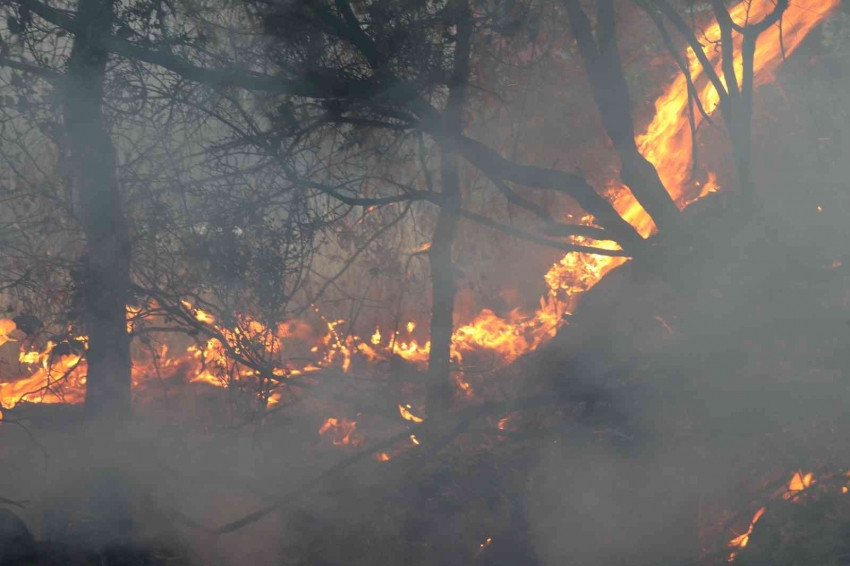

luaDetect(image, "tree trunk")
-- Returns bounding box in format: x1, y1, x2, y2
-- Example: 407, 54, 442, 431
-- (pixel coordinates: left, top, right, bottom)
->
65, 0, 132, 421
726, 34, 757, 210
566, 0, 686, 238
426, 1, 471, 412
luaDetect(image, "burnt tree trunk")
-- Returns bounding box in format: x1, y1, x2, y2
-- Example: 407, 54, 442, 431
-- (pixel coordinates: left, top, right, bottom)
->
720, 34, 757, 210
426, 0, 472, 412
565, 0, 686, 238
65, 0, 132, 421
709, 0, 788, 211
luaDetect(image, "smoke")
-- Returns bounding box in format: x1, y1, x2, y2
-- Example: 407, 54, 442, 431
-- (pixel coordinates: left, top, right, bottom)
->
2, 2, 850, 566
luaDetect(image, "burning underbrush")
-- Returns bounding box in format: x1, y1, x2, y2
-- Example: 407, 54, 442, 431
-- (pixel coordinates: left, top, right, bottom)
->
3, 210, 850, 566
6, 200, 850, 566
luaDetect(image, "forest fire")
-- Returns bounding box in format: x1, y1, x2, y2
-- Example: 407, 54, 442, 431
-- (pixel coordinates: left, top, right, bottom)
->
0, 0, 847, 562
0, 0, 838, 419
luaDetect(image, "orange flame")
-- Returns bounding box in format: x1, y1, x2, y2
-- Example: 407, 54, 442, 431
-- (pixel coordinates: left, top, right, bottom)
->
319, 417, 360, 446
399, 404, 424, 423
783, 470, 814, 500
727, 505, 766, 560
726, 469, 823, 560
0, 319, 17, 347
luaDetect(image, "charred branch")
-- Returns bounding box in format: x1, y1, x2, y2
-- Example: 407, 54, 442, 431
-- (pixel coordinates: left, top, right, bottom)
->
456, 209, 628, 256
12, 0, 646, 253
650, 0, 790, 207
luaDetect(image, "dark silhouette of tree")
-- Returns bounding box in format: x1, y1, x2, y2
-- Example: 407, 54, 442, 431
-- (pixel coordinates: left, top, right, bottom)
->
64, 0, 132, 420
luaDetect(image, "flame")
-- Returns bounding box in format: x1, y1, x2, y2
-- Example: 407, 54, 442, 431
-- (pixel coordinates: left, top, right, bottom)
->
0, 302, 361, 409
182, 300, 216, 324
0, 331, 89, 407
319, 417, 360, 446
497, 415, 518, 432
399, 404, 424, 423
0, 319, 17, 347
371, 327, 382, 345
783, 470, 814, 499
727, 505, 766, 560
725, 469, 823, 560
126, 305, 144, 333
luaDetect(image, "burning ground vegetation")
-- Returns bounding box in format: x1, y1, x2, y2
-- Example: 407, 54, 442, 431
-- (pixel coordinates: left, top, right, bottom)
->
3, 0, 850, 565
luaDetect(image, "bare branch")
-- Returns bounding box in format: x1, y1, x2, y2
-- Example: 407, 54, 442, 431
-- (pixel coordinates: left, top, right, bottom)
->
456, 209, 629, 257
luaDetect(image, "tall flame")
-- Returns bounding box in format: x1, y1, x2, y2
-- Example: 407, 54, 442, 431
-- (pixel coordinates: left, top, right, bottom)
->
535, 0, 837, 353
439, 0, 838, 371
